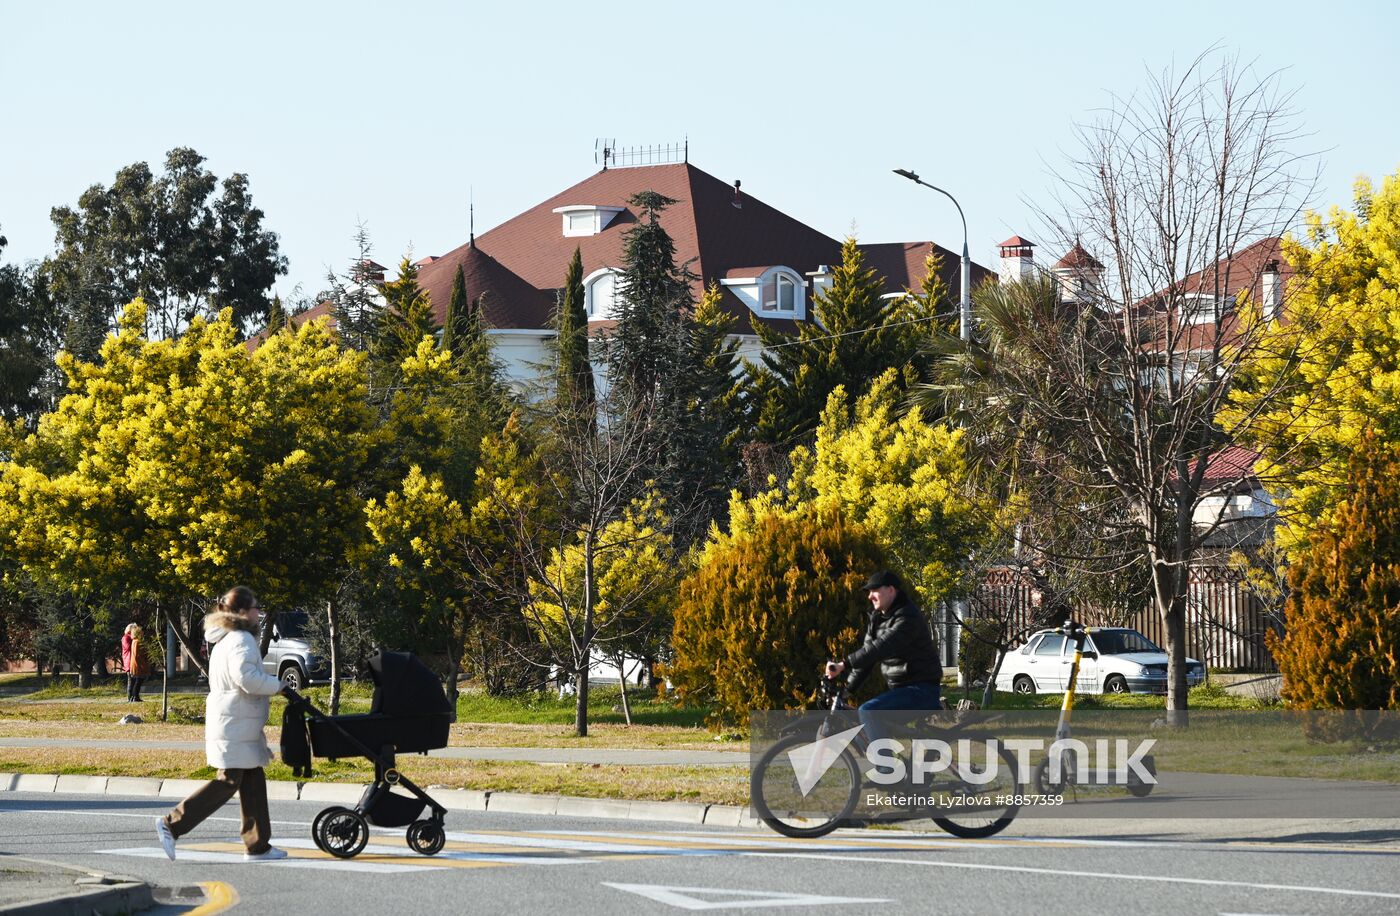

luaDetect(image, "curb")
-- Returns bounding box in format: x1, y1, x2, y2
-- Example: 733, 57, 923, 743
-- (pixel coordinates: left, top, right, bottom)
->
0, 770, 762, 829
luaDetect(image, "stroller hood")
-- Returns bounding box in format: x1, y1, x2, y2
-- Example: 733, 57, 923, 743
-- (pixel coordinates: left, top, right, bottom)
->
368, 651, 453, 717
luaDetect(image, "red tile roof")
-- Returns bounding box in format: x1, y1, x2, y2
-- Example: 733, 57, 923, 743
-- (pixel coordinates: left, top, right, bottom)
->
998, 235, 1036, 248
1170, 237, 1290, 306
1199, 445, 1262, 485
1142, 237, 1293, 352
1054, 242, 1103, 271
417, 162, 990, 334
417, 244, 555, 331
859, 241, 994, 296
724, 265, 778, 279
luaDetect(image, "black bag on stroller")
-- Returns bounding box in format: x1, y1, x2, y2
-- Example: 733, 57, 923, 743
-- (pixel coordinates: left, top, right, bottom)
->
283, 650, 453, 858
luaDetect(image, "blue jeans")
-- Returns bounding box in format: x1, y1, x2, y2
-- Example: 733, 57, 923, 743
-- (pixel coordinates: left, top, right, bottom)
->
857, 681, 942, 747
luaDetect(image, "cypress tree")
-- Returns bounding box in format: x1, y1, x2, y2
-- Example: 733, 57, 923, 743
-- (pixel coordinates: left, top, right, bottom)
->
441, 264, 469, 357
553, 247, 595, 416
264, 294, 289, 335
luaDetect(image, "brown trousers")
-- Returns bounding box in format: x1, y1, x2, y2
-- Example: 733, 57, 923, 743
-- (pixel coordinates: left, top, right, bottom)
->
163, 767, 271, 854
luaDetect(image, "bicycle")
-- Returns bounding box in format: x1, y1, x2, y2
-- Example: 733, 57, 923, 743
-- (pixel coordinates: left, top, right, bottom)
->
750, 677, 1024, 840
1031, 620, 1155, 799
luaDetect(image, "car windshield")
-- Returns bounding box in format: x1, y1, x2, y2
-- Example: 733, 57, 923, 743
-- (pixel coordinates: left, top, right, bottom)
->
1091, 630, 1162, 655
270, 611, 307, 639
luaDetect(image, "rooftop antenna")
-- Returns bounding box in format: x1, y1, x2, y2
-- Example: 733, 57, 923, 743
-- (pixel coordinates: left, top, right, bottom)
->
595, 138, 616, 170
469, 186, 475, 248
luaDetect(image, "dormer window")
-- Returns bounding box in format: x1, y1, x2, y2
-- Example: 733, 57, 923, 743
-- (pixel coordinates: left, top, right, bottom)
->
552, 205, 625, 238
720, 266, 807, 320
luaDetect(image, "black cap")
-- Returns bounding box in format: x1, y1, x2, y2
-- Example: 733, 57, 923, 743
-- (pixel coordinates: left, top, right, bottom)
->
860, 570, 902, 592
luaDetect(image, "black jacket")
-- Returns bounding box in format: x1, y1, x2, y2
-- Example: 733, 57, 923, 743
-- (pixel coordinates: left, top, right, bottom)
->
845, 596, 942, 691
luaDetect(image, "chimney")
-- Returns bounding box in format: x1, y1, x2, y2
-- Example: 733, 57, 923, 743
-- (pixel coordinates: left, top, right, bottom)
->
998, 235, 1036, 284
1262, 259, 1282, 320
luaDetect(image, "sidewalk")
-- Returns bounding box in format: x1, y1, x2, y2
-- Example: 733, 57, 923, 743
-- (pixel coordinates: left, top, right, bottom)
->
0, 855, 152, 915
0, 736, 749, 767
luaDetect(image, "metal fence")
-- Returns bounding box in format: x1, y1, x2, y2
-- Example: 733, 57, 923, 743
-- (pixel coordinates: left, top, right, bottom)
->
970, 563, 1280, 672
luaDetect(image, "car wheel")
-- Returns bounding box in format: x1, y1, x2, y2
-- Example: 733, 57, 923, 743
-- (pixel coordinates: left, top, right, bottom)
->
1103, 675, 1129, 695
280, 663, 306, 691
1013, 675, 1036, 695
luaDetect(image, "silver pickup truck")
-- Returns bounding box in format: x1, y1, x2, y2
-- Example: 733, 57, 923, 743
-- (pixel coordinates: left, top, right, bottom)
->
258, 611, 329, 690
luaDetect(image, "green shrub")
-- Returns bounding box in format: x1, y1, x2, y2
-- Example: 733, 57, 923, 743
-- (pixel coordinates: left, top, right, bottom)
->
958, 616, 1001, 686
668, 510, 888, 731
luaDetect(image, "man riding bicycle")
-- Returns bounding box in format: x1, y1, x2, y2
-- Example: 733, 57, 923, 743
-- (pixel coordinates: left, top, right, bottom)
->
824, 570, 942, 746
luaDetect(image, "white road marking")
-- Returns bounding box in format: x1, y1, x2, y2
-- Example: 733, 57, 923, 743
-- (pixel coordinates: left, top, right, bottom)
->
275, 837, 584, 865
742, 852, 1400, 901
14, 807, 315, 829
440, 832, 727, 855
555, 830, 959, 849
438, 830, 936, 855
97, 847, 434, 873
603, 883, 890, 910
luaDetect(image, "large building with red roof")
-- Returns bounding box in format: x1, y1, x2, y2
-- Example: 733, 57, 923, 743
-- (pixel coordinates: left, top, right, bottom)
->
395, 160, 991, 392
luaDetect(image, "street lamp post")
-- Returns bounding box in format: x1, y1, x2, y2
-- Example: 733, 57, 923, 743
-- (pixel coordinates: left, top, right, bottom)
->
893, 169, 973, 674
893, 168, 971, 342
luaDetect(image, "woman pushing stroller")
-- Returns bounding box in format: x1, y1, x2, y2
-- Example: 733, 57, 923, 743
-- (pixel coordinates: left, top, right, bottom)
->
156, 586, 291, 862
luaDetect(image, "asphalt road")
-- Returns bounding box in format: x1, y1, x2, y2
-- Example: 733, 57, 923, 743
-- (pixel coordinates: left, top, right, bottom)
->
2, 792, 1399, 915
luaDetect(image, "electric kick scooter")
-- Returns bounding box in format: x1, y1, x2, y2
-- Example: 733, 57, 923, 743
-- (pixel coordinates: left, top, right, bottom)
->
1032, 620, 1156, 799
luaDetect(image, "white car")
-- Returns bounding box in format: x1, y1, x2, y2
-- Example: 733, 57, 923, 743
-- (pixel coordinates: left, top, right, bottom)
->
993, 627, 1205, 695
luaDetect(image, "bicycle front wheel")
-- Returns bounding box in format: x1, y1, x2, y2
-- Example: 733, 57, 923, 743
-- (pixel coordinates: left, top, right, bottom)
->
930, 737, 1021, 839
751, 732, 861, 838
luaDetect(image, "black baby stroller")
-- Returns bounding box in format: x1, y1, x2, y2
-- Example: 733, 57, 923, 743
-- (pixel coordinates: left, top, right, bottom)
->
283, 650, 453, 858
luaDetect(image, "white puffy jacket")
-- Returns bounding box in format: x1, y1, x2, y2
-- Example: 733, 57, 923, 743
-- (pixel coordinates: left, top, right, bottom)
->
203, 612, 284, 769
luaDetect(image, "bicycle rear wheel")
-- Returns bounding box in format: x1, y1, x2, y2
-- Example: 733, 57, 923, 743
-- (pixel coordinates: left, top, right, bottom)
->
751, 732, 861, 838
930, 737, 1021, 839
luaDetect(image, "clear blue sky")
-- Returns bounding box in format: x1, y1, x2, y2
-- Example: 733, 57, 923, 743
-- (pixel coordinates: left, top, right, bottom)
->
2, 0, 1395, 301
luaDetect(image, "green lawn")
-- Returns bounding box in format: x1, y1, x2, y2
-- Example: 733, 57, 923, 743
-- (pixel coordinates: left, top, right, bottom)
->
948, 681, 1275, 711
2, 671, 1395, 796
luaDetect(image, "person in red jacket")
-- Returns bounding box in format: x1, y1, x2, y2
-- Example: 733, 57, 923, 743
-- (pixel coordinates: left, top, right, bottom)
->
121, 623, 152, 702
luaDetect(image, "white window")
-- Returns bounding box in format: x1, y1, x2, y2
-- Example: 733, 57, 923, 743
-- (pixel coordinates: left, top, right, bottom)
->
586, 271, 616, 319
553, 205, 625, 238
762, 272, 798, 312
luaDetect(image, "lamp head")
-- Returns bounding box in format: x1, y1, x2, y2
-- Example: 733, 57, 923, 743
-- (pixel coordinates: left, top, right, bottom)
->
893, 168, 920, 182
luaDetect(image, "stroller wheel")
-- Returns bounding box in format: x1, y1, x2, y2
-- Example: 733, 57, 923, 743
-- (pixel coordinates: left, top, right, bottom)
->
318, 808, 369, 859
407, 819, 446, 856
311, 806, 348, 854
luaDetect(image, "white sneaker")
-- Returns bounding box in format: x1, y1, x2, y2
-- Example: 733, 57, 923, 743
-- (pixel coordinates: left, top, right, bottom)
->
244, 846, 289, 862
155, 819, 176, 861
